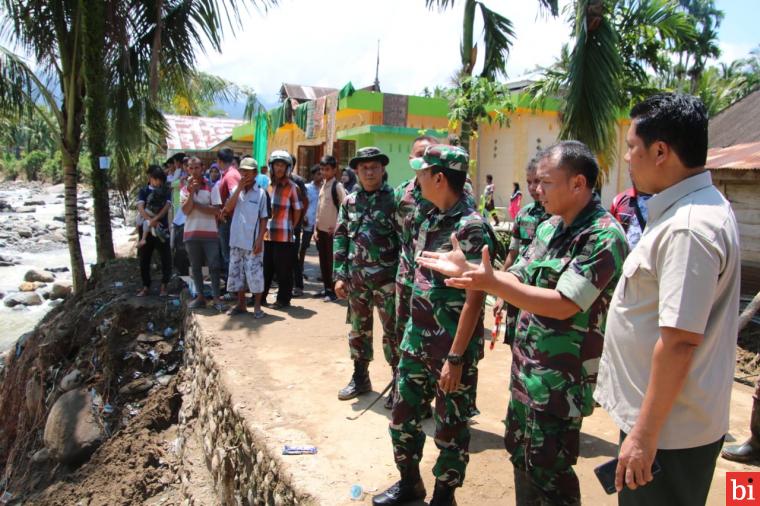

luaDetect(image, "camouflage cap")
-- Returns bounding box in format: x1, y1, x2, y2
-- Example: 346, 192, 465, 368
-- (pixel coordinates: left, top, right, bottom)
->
349, 147, 390, 169
410, 144, 469, 172
239, 157, 258, 171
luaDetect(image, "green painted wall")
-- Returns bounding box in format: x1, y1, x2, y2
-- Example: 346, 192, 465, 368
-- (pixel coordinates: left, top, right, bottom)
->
339, 90, 383, 111
340, 127, 447, 187
408, 96, 448, 117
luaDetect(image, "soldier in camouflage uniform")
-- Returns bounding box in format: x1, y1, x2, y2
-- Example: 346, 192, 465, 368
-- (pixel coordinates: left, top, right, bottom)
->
334, 147, 399, 401
373, 145, 493, 506
417, 141, 628, 506
493, 154, 551, 344
392, 135, 439, 409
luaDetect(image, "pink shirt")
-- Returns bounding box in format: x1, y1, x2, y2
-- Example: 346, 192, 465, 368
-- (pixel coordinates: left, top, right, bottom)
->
218, 166, 241, 205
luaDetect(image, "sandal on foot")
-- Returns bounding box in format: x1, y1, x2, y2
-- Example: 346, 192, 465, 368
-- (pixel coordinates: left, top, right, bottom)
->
226, 306, 246, 316
187, 298, 206, 309
136, 288, 149, 297
253, 310, 266, 319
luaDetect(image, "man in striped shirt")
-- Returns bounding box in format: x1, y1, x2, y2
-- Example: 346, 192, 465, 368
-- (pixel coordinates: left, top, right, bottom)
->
262, 150, 302, 309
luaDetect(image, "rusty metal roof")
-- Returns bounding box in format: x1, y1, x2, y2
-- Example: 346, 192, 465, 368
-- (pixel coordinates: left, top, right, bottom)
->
279, 83, 338, 102
164, 114, 244, 151
706, 141, 760, 170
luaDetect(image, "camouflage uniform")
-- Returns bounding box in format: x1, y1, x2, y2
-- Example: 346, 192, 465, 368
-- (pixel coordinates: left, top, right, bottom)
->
505, 196, 628, 505
334, 181, 400, 365
389, 146, 493, 489
503, 202, 551, 344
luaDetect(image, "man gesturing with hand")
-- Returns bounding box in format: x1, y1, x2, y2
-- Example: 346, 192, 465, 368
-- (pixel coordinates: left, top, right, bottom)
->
419, 141, 627, 506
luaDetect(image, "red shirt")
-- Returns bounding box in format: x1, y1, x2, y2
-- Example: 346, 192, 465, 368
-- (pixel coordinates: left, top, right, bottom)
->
218, 166, 241, 205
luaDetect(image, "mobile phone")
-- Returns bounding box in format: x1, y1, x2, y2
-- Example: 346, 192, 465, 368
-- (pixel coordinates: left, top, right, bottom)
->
593, 457, 662, 494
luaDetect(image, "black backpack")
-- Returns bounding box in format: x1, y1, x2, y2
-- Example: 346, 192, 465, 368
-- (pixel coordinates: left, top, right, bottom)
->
330, 180, 340, 210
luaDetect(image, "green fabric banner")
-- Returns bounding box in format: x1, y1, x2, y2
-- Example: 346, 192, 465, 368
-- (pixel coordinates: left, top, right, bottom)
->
253, 112, 269, 169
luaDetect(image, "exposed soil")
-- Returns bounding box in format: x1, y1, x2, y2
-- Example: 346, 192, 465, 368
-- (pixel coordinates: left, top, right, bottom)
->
0, 258, 187, 505
736, 320, 760, 384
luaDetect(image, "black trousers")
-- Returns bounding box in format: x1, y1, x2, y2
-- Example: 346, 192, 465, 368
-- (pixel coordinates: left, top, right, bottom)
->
139, 230, 172, 289
263, 241, 295, 305
618, 431, 723, 506
293, 227, 314, 290
172, 224, 189, 276
315, 230, 334, 294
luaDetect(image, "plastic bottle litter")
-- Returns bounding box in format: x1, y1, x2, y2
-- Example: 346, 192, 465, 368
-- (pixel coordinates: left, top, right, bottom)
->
103, 404, 114, 414
349, 484, 364, 501
113, 281, 124, 288
163, 327, 175, 338
147, 321, 155, 332
282, 445, 317, 455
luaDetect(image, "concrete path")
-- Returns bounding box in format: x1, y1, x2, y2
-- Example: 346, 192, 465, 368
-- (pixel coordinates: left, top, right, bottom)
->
191, 252, 756, 505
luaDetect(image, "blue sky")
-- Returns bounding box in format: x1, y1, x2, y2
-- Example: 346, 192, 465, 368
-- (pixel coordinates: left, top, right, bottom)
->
198, 0, 759, 115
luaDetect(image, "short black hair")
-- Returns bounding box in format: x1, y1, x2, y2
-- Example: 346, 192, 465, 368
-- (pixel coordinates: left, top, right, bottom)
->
148, 164, 166, 183
630, 93, 708, 168
233, 155, 241, 167
310, 164, 321, 175
319, 155, 337, 168
486, 174, 493, 182
526, 150, 543, 173
430, 166, 466, 194
172, 153, 186, 164
217, 148, 235, 164
542, 141, 599, 189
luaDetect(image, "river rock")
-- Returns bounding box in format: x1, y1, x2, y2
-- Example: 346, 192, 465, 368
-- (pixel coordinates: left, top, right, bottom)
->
59, 369, 83, 392
49, 281, 72, 300
24, 269, 55, 283
0, 255, 18, 267
53, 215, 65, 223
17, 227, 32, 238
31, 448, 50, 464
15, 206, 36, 214
118, 377, 154, 395
4, 292, 43, 307
43, 388, 104, 465
24, 200, 45, 206
48, 266, 70, 273
25, 375, 44, 415
19, 281, 45, 292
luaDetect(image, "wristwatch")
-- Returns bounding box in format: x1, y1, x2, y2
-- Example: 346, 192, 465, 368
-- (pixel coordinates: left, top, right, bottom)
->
446, 353, 464, 366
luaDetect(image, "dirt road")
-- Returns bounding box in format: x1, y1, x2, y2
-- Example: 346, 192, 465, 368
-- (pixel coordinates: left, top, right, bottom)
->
191, 254, 755, 505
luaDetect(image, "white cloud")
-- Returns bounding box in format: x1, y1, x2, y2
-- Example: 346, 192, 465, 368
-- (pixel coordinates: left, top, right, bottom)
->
196, 0, 572, 108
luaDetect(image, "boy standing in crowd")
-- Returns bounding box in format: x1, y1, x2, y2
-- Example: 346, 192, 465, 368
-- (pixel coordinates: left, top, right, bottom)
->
262, 150, 302, 309
315, 155, 346, 302
334, 147, 399, 402
223, 157, 269, 318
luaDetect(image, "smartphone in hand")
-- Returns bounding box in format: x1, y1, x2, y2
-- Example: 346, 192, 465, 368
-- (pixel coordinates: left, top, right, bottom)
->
594, 457, 662, 494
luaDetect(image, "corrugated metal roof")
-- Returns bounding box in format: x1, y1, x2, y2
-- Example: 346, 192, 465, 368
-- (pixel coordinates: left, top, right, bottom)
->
708, 89, 760, 148
280, 83, 338, 102
165, 114, 244, 151
706, 141, 760, 170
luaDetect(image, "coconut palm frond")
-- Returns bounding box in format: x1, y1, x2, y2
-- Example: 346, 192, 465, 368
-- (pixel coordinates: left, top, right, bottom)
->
425, 0, 455, 11
478, 1, 515, 79
537, 0, 560, 17
561, 0, 623, 177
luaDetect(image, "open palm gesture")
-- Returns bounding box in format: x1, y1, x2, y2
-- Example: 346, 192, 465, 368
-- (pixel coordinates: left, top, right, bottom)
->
417, 233, 496, 292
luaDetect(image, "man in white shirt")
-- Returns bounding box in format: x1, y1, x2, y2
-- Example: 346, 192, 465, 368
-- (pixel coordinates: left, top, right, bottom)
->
594, 93, 741, 505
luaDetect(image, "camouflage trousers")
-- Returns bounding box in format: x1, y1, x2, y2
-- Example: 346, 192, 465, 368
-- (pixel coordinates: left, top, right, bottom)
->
504, 397, 582, 505
389, 352, 479, 488
348, 278, 398, 366
394, 281, 412, 348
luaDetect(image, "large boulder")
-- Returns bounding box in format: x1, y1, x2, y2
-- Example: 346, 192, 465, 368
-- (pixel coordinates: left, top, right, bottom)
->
24, 269, 55, 283
49, 281, 72, 300
4, 292, 43, 307
43, 388, 104, 465
18, 281, 45, 292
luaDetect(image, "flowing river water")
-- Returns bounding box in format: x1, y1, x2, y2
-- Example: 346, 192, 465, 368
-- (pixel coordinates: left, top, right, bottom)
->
0, 182, 131, 353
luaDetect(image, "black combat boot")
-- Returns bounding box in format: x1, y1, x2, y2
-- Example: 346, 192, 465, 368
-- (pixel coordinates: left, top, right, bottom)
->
372, 466, 426, 506
429, 480, 457, 506
384, 367, 398, 410
338, 360, 372, 400
513, 468, 543, 506
723, 383, 760, 463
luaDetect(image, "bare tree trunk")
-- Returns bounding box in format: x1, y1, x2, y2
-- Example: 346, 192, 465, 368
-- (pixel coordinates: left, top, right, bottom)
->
740, 291, 760, 332
62, 147, 86, 293
82, 0, 114, 263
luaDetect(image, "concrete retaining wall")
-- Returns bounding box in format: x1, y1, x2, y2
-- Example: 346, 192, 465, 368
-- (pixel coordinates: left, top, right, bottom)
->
176, 316, 315, 506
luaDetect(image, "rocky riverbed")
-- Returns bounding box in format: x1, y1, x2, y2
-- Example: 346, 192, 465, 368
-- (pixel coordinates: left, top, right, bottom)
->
0, 181, 130, 352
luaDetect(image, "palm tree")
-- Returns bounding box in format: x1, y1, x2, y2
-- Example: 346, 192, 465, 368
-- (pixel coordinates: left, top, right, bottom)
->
530, 0, 695, 174
425, 0, 559, 148
0, 0, 276, 294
